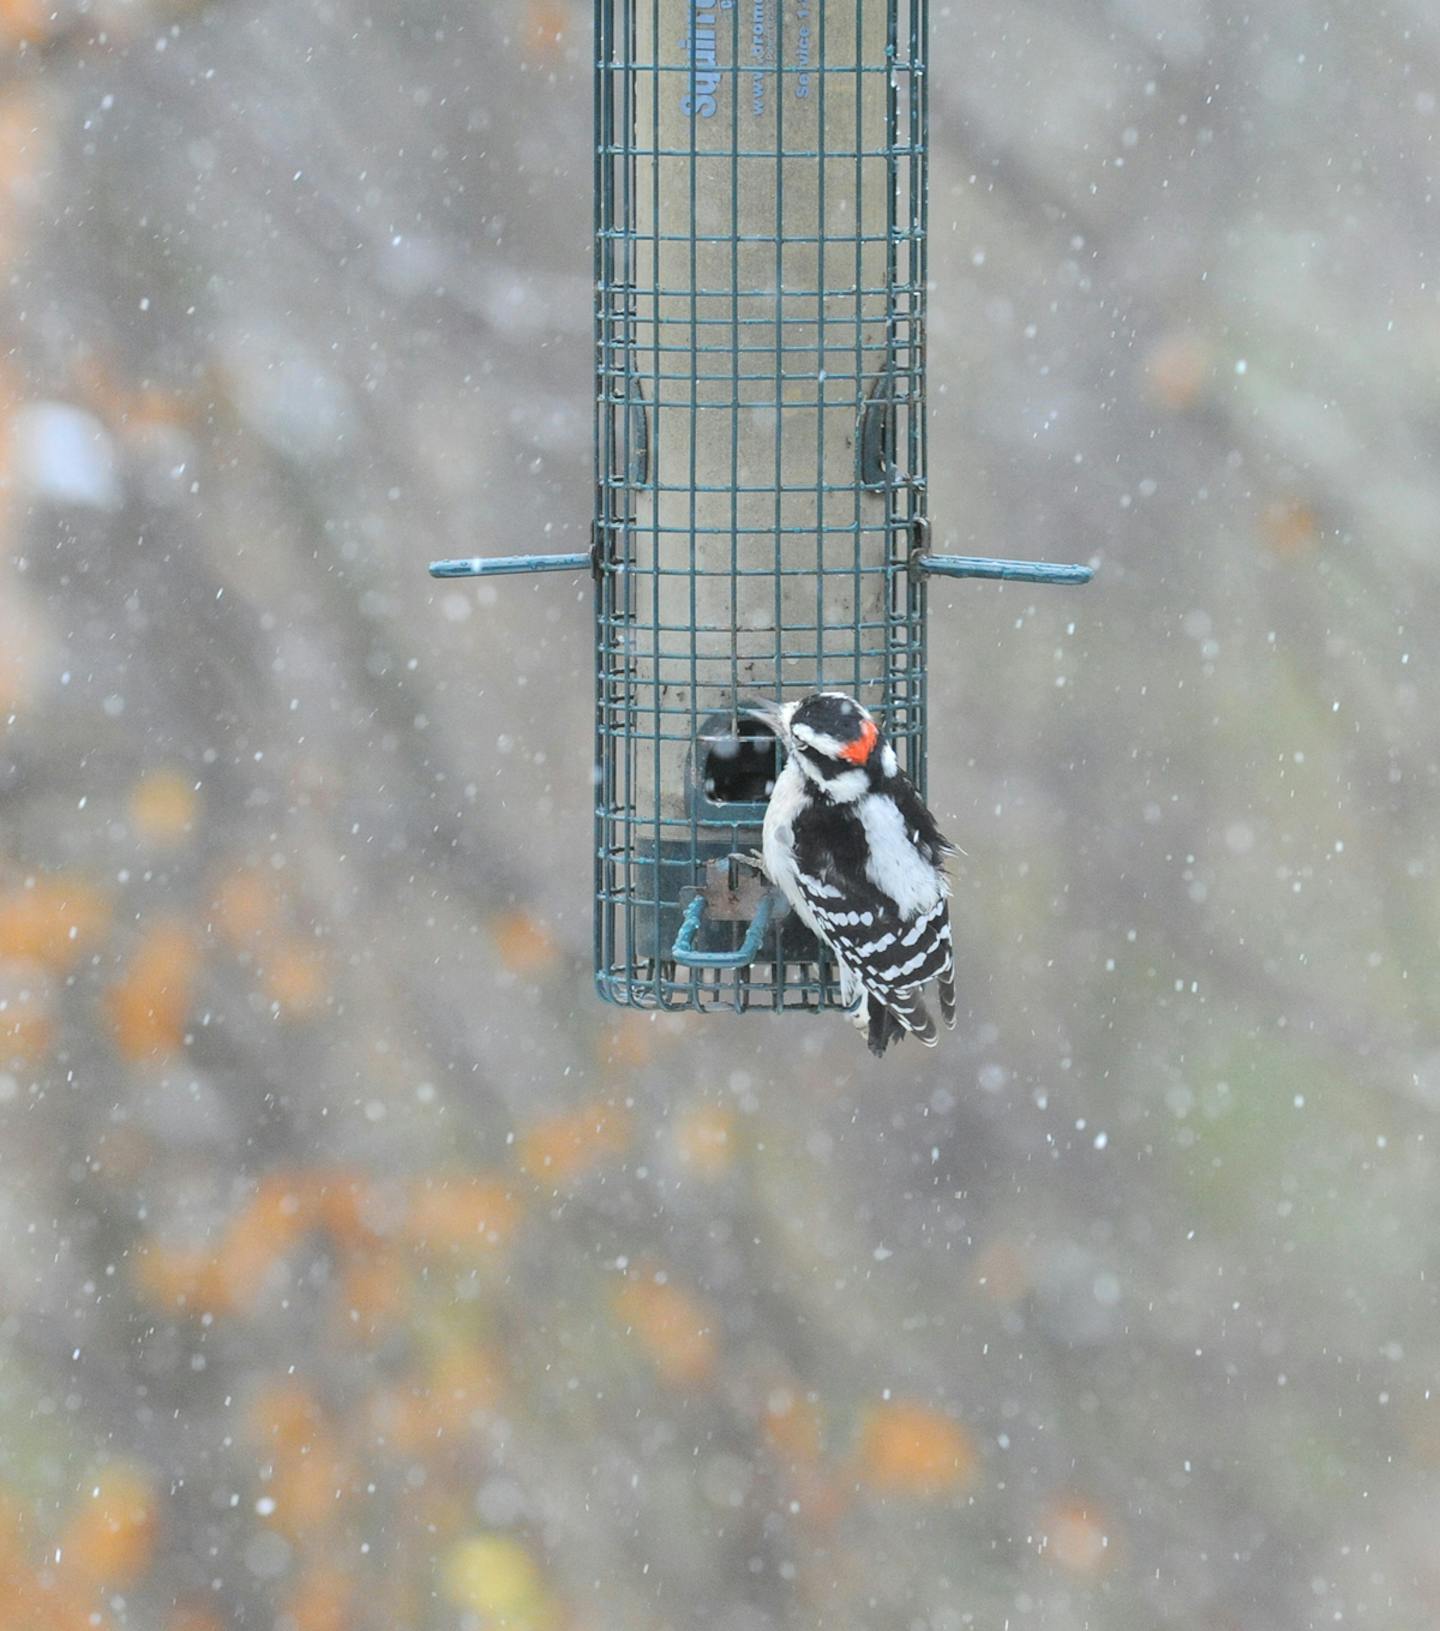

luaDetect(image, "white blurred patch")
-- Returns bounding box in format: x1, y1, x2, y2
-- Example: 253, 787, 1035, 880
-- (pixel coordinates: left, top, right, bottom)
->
221, 323, 357, 461
13, 401, 123, 510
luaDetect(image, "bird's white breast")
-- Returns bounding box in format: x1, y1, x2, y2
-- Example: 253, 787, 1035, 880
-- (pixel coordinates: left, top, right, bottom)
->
859, 793, 946, 918
762, 761, 824, 934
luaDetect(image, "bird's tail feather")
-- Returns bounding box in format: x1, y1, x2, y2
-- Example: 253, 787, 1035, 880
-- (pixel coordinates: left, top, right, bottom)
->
867, 990, 938, 1055
866, 997, 907, 1056
938, 959, 957, 1030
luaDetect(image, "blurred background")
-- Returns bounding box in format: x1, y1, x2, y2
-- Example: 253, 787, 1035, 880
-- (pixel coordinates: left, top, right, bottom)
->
1, 0, 1437, 1627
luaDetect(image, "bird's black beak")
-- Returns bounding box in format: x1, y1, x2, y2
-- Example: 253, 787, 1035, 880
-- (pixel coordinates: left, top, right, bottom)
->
742, 698, 789, 740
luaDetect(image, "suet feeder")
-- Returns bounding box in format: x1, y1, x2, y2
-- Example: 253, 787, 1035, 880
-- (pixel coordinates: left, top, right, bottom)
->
432, 0, 1091, 1012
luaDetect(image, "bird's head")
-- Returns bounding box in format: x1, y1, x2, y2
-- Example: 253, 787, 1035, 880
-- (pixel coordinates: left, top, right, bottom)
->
745, 691, 893, 800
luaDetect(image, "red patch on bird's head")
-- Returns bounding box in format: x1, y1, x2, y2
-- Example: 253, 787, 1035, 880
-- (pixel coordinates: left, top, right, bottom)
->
837, 718, 879, 765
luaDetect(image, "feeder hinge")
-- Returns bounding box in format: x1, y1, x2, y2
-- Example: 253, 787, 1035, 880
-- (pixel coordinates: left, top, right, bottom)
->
589, 521, 605, 582
906, 515, 932, 581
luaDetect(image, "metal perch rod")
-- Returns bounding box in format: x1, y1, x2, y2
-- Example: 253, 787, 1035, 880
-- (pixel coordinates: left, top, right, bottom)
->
429, 553, 593, 578
430, 552, 1094, 585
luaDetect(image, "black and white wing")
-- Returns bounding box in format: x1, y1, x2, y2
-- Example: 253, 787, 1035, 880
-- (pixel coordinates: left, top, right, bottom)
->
793, 861, 955, 1056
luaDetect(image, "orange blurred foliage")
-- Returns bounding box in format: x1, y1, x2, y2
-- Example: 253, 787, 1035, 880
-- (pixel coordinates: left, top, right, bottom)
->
280, 1566, 352, 1631
246, 1384, 349, 1540
249, 1381, 327, 1457
265, 1438, 349, 1541
972, 1237, 1032, 1303
1044, 1497, 1114, 1574
763, 1388, 822, 1465
0, 1487, 29, 1585
857, 1401, 978, 1497
0, 2, 48, 52
129, 770, 197, 845
524, 0, 570, 60
59, 1465, 157, 1587
167, 1608, 226, 1631
132, 1243, 222, 1313
491, 908, 559, 976
403, 1174, 522, 1254
1260, 498, 1319, 558
338, 1246, 409, 1341
0, 987, 52, 1066
0, 875, 108, 970
105, 920, 197, 1058
73, 355, 196, 442
312, 1169, 380, 1246
518, 1100, 631, 1185
135, 1169, 390, 1318
525, 0, 574, 62
1143, 332, 1211, 411
614, 1273, 716, 1386
424, 1344, 504, 1439
599, 1011, 654, 1070
211, 867, 282, 946
264, 939, 329, 1018
213, 1174, 321, 1310
0, 1577, 109, 1631
673, 1102, 735, 1175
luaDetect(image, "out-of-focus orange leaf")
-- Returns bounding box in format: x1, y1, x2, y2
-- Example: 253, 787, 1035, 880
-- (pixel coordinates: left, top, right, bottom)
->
491, 908, 559, 976
0, 1486, 29, 1585
0, 93, 50, 284
0, 875, 108, 970
279, 1565, 351, 1631
312, 1169, 378, 1246
0, 989, 51, 1066
214, 1175, 321, 1310
1, 1575, 107, 1631
857, 1401, 977, 1498
763, 1388, 822, 1465
599, 1012, 653, 1070
524, 0, 570, 61
211, 868, 282, 947
424, 1344, 504, 1439
59, 1465, 158, 1587
1044, 1497, 1114, 1574
366, 1387, 432, 1458
266, 1437, 348, 1540
0, 0, 48, 51
129, 771, 197, 845
1143, 332, 1210, 411
518, 1100, 630, 1185
1260, 498, 1319, 558
264, 939, 329, 1018
673, 1102, 735, 1175
248, 1382, 326, 1457
248, 1386, 348, 1539
614, 1273, 716, 1387
132, 1244, 221, 1313
403, 1174, 522, 1254
972, 1237, 1031, 1303
338, 1247, 408, 1341
166, 1607, 226, 1631
105, 921, 196, 1059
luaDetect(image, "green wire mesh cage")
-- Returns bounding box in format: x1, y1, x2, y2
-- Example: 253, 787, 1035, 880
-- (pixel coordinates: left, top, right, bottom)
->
432, 0, 1091, 1015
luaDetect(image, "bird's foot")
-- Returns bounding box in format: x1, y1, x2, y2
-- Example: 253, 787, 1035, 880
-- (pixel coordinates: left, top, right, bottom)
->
726, 849, 769, 877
